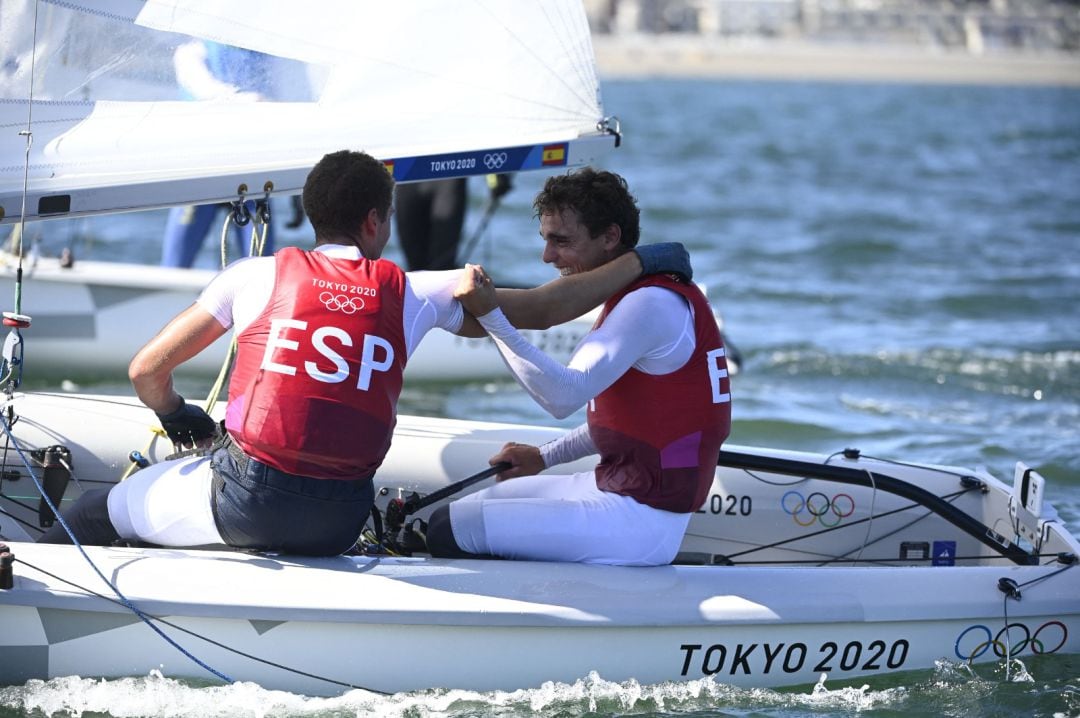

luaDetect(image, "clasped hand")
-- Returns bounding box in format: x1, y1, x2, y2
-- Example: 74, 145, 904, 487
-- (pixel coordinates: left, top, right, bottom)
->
454, 263, 499, 318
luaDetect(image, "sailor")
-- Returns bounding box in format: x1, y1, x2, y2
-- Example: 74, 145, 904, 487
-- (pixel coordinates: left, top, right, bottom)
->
427, 168, 731, 566
39, 151, 694, 556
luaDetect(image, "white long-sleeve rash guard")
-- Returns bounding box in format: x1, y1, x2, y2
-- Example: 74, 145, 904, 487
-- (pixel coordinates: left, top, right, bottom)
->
477, 285, 697, 467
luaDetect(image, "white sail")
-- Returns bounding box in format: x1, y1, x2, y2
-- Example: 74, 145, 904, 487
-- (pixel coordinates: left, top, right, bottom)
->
0, 0, 617, 225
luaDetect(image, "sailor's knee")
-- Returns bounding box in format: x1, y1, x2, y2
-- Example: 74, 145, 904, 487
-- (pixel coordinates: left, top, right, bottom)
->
424, 505, 469, 558
425, 505, 456, 557
425, 505, 498, 560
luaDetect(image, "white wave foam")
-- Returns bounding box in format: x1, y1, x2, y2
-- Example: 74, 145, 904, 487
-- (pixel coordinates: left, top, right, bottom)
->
0, 669, 913, 718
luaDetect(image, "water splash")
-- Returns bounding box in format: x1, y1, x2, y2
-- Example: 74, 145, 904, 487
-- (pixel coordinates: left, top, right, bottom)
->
0, 670, 910, 718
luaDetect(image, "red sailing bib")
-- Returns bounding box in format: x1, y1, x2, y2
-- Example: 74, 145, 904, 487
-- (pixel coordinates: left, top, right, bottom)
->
587, 275, 731, 512
226, 247, 407, 479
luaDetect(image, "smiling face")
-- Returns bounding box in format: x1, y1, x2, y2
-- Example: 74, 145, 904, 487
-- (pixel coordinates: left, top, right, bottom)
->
539, 207, 621, 276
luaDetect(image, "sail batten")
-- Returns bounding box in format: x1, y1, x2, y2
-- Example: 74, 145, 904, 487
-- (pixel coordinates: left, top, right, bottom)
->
0, 0, 613, 224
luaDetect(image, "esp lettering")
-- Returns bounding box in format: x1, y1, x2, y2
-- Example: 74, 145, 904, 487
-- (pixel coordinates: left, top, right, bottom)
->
261, 318, 394, 389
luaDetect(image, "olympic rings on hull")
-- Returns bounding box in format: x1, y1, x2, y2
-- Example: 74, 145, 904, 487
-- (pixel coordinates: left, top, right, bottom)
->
954, 621, 1068, 661
781, 490, 856, 527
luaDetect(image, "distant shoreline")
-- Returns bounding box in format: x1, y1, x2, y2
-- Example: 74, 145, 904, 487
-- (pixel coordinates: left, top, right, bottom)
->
592, 36, 1080, 87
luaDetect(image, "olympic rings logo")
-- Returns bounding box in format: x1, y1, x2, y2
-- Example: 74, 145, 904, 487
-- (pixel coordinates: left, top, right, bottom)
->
319, 292, 366, 314
954, 621, 1068, 661
484, 152, 508, 171
781, 491, 855, 527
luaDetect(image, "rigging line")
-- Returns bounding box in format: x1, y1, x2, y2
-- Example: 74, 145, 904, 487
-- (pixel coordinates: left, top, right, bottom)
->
1014, 562, 1075, 590
219, 208, 232, 268
11, 556, 389, 696
250, 203, 269, 258
722, 487, 974, 561
0, 412, 233, 684
743, 468, 808, 486
0, 500, 45, 534
0, 424, 44, 535
855, 452, 978, 480
200, 208, 239, 413
848, 468, 878, 567
816, 451, 987, 566
815, 487, 976, 566
682, 521, 919, 565
474, 0, 598, 115
1001, 594, 1013, 680
12, 0, 43, 315
721, 449, 1030, 564
203, 196, 246, 418
0, 371, 12, 390
204, 338, 235, 416
821, 504, 936, 565
679, 529, 866, 563
0, 489, 49, 521
56, 455, 83, 492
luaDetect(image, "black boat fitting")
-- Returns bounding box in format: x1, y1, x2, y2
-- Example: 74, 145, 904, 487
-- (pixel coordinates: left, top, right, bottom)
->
0, 543, 13, 590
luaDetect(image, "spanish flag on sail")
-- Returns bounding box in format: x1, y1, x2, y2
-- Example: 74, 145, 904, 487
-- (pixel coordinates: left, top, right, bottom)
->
541, 144, 567, 166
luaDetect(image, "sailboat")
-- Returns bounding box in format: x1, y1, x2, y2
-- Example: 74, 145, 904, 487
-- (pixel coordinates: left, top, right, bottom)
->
0, 0, 1077, 698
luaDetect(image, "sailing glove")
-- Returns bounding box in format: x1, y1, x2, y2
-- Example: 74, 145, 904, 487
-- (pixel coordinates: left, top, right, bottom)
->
156, 396, 217, 446
634, 242, 693, 282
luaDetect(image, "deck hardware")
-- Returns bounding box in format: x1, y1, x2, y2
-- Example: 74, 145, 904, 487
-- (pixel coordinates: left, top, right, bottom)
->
31, 445, 71, 528
996, 577, 1022, 600
0, 543, 12, 589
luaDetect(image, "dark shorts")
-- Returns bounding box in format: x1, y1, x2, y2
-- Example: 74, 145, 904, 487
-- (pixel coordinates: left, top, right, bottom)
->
209, 439, 374, 556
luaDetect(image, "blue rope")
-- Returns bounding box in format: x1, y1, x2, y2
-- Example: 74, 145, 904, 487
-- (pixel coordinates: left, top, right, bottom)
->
0, 410, 233, 684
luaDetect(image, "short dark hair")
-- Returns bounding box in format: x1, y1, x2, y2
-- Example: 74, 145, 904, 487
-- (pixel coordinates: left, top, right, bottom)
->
302, 150, 394, 240
533, 167, 640, 248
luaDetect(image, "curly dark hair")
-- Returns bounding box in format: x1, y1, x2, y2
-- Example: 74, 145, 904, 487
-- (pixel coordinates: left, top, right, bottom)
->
532, 167, 640, 248
302, 150, 395, 240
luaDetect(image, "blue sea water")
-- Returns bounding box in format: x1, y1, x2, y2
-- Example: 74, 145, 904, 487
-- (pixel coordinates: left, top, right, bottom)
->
2, 78, 1078, 717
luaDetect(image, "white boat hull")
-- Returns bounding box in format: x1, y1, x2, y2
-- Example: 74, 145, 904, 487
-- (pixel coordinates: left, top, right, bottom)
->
0, 391, 1077, 694
1, 543, 1077, 695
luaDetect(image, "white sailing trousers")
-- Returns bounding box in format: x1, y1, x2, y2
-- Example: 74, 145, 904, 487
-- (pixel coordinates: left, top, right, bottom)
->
449, 471, 690, 566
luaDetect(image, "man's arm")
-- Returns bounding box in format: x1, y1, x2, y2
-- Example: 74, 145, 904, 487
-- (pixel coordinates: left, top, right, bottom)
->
129, 303, 229, 415
455, 250, 644, 338
456, 267, 691, 419
501, 250, 644, 329
489, 424, 597, 481
449, 241, 692, 337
